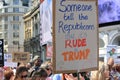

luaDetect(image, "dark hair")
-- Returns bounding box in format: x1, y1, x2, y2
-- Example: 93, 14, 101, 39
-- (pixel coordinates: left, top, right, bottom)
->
37, 68, 48, 77
72, 73, 78, 77
32, 68, 48, 80
15, 66, 28, 79
16, 66, 28, 74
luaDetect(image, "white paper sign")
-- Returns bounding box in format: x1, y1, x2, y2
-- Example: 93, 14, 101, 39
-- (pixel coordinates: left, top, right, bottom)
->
53, 0, 98, 73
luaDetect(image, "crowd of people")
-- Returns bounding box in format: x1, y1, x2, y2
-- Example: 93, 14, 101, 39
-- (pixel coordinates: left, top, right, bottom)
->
0, 53, 120, 80
0, 55, 63, 80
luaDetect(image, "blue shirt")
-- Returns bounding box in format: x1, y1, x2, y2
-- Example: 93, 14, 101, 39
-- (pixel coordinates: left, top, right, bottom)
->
52, 74, 62, 80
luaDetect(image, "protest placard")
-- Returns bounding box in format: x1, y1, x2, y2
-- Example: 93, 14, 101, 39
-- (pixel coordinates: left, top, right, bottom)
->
53, 0, 99, 73
12, 52, 30, 63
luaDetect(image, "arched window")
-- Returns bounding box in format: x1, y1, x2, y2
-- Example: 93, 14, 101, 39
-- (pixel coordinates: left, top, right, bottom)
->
112, 36, 120, 46
99, 38, 105, 48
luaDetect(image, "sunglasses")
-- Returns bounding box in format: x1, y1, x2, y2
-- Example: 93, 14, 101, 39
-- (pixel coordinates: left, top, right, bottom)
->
46, 68, 50, 71
21, 75, 27, 78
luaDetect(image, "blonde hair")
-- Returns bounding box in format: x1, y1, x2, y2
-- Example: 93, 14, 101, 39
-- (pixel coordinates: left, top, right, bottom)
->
91, 61, 106, 80
41, 61, 53, 70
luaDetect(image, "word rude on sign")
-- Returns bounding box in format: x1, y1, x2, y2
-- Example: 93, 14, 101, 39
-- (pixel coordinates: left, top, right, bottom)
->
53, 0, 99, 73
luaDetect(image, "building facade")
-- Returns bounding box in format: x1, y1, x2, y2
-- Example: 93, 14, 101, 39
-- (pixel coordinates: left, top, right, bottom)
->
99, 24, 120, 61
0, 0, 30, 53
23, 0, 120, 61
24, 0, 51, 61
23, 1, 41, 58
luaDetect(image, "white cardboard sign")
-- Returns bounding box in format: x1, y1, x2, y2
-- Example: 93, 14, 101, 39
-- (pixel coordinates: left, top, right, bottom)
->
53, 0, 99, 73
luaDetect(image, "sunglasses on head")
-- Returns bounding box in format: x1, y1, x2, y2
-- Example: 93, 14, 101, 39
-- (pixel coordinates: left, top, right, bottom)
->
21, 75, 27, 78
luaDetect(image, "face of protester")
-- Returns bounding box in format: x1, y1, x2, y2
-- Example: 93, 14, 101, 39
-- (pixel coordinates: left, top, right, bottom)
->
34, 59, 41, 66
45, 67, 52, 76
20, 71, 28, 80
26, 63, 31, 70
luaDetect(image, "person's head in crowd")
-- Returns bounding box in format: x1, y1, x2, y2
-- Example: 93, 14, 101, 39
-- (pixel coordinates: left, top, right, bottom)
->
107, 57, 114, 71
4, 69, 14, 80
112, 64, 117, 71
90, 61, 108, 80
114, 64, 120, 73
116, 64, 120, 73
0, 68, 4, 80
32, 68, 48, 80
40, 61, 53, 77
26, 62, 32, 70
46, 61, 53, 71
28, 56, 42, 77
33, 55, 43, 67
14, 66, 28, 80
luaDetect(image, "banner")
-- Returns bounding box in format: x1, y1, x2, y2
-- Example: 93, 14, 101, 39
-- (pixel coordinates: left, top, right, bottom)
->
0, 39, 4, 67
4, 54, 12, 62
40, 0, 52, 45
53, 0, 99, 73
4, 54, 17, 67
46, 42, 53, 59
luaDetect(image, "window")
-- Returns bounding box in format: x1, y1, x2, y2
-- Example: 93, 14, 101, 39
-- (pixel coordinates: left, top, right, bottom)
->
22, 0, 29, 7
0, 25, 2, 31
0, 17, 2, 22
35, 24, 38, 35
24, 8, 28, 12
13, 0, 19, 5
4, 41, 8, 45
4, 16, 8, 21
13, 32, 19, 38
13, 40, 19, 45
118, 41, 120, 46
0, 9, 2, 13
4, 24, 8, 30
4, 8, 8, 12
4, 32, 8, 39
13, 24, 19, 30
13, 16, 19, 21
13, 8, 19, 12
28, 32, 31, 38
0, 33, 2, 38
